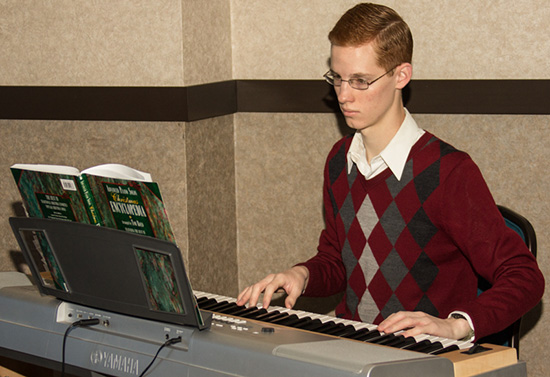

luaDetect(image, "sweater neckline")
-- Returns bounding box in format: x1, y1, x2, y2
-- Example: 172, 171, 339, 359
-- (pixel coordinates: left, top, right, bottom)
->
357, 131, 434, 188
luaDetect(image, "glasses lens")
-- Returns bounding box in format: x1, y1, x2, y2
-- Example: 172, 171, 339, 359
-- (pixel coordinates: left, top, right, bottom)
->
350, 78, 369, 90
324, 72, 337, 86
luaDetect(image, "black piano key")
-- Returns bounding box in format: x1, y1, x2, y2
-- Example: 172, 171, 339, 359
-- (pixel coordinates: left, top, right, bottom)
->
249, 310, 279, 321
199, 302, 221, 310
228, 306, 261, 317
390, 336, 417, 349
213, 302, 240, 313
354, 330, 382, 341
271, 314, 303, 326
315, 322, 343, 334
365, 333, 397, 344
416, 342, 444, 354
318, 322, 345, 334
402, 339, 437, 352
430, 344, 460, 355
373, 334, 405, 347
219, 303, 241, 313
205, 301, 236, 313
377, 335, 416, 349
328, 325, 361, 338
322, 324, 357, 337
283, 316, 312, 328
402, 339, 431, 351
220, 304, 247, 315
270, 314, 297, 324
286, 317, 314, 328
196, 296, 211, 304
200, 299, 229, 310
254, 311, 288, 322
293, 318, 324, 331
239, 308, 268, 319
341, 327, 373, 339
197, 298, 218, 309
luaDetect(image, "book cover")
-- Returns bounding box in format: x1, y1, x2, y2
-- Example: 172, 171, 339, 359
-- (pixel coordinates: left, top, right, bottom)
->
81, 174, 175, 243
11, 167, 92, 224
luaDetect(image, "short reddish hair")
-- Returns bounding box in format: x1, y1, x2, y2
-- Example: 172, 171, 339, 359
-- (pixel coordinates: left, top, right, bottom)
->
328, 3, 413, 71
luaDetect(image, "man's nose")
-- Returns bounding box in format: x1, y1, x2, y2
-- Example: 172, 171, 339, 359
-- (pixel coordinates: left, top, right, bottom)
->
337, 81, 354, 103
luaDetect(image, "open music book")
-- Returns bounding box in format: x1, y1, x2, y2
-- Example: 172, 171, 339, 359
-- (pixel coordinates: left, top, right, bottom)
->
11, 163, 175, 242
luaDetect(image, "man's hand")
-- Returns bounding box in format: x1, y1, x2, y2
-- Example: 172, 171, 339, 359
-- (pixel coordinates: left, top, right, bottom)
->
236, 266, 309, 309
377, 311, 472, 340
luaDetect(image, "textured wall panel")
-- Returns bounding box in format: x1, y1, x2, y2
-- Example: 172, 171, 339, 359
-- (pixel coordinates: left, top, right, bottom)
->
185, 115, 238, 296
182, 0, 233, 85
230, 0, 550, 79
0, 0, 184, 86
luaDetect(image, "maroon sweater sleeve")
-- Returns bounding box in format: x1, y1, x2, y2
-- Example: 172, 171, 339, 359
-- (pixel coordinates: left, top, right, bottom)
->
297, 140, 348, 297
436, 158, 544, 340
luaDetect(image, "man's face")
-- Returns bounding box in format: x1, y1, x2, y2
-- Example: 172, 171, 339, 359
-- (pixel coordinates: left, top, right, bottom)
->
330, 43, 400, 133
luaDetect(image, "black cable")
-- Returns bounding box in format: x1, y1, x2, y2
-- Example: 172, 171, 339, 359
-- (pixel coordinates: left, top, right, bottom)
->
61, 318, 100, 377
139, 336, 182, 377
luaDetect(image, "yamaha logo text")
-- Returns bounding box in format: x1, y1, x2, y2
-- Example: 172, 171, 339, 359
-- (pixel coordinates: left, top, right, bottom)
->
90, 349, 139, 375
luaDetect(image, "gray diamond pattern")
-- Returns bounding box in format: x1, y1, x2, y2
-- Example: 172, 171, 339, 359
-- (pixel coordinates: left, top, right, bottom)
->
387, 159, 414, 198
379, 201, 406, 246
409, 252, 439, 292
380, 249, 409, 291
341, 239, 356, 282
356, 198, 379, 322
381, 294, 405, 319
415, 294, 439, 317
408, 207, 438, 249
340, 194, 356, 234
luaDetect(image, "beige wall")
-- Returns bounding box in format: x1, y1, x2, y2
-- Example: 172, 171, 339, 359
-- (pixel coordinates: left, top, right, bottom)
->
230, 0, 550, 79
4, 0, 550, 85
0, 1, 548, 375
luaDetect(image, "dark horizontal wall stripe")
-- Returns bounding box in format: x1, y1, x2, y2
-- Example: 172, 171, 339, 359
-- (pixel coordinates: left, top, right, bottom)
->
0, 86, 188, 121
187, 81, 237, 121
0, 81, 236, 122
1, 80, 549, 121
238, 80, 550, 115
236, 80, 339, 113
404, 80, 550, 115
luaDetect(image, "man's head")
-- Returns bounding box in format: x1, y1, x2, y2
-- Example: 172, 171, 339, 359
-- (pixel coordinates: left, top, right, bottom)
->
328, 3, 413, 72
326, 3, 414, 136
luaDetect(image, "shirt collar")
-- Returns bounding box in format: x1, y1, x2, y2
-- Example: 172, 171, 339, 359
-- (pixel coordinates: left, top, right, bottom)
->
347, 108, 425, 180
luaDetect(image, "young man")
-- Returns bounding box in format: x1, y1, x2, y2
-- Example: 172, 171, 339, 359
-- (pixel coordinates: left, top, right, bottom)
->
237, 3, 544, 342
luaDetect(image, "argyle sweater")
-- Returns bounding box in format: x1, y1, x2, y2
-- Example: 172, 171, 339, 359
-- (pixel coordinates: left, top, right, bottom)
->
300, 131, 544, 340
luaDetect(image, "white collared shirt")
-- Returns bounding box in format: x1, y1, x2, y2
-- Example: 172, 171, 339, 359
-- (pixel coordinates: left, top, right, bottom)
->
347, 108, 425, 181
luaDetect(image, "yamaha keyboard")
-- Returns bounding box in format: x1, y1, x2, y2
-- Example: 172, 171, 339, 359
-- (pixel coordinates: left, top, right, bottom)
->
0, 272, 524, 377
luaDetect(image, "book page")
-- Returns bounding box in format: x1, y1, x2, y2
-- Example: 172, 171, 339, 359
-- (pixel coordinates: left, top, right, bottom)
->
11, 164, 80, 176
81, 164, 152, 182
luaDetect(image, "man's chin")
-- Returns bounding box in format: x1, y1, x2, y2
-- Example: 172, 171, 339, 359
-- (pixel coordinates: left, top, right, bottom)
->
344, 119, 363, 130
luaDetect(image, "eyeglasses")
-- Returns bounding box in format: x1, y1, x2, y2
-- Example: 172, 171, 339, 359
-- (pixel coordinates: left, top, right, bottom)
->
323, 66, 397, 90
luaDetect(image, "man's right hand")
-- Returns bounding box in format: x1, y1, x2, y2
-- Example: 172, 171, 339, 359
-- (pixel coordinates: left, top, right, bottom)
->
236, 266, 309, 310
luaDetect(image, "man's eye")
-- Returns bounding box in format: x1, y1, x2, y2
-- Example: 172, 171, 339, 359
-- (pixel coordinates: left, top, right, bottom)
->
353, 78, 369, 85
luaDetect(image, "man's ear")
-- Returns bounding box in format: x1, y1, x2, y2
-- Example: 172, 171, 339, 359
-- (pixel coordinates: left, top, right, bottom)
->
395, 63, 412, 89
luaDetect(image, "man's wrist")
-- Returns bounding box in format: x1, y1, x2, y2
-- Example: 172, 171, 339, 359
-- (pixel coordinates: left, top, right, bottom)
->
291, 266, 309, 293
450, 313, 475, 341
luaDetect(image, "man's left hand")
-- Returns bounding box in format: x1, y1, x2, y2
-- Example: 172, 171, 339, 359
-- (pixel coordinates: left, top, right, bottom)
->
377, 311, 472, 340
